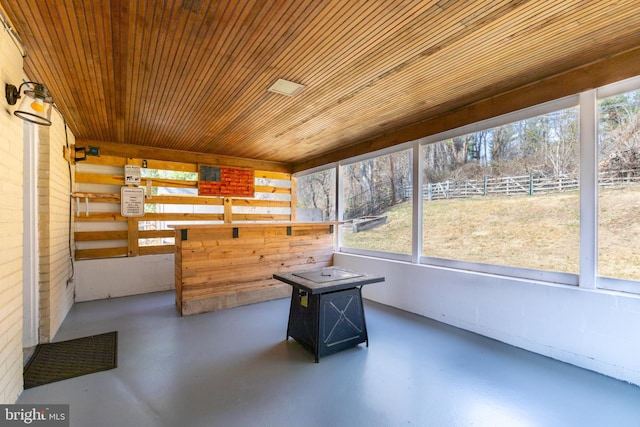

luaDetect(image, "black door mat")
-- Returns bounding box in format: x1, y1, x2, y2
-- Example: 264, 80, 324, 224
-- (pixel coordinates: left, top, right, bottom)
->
23, 331, 118, 389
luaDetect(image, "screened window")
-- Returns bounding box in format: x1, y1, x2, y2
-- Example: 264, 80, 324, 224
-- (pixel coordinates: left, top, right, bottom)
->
598, 88, 640, 282
422, 107, 580, 273
340, 149, 413, 255
295, 168, 336, 221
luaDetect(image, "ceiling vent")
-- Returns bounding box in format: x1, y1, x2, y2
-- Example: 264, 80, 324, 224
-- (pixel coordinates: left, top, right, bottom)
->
268, 79, 305, 96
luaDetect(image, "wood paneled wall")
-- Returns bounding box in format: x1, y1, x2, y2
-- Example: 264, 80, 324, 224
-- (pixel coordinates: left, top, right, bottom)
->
70, 141, 294, 260
174, 223, 336, 316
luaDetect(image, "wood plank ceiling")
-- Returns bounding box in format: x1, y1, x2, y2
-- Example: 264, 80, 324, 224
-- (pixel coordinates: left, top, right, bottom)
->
2, 0, 640, 171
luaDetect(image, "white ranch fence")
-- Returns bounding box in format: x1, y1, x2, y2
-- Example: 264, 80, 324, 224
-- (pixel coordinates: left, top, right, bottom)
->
406, 169, 640, 201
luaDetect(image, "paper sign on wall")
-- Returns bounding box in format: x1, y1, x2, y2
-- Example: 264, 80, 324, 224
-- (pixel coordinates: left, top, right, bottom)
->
121, 187, 145, 217
124, 165, 141, 185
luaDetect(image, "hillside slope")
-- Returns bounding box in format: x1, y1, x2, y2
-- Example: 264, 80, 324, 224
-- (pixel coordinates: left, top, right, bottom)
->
342, 187, 640, 280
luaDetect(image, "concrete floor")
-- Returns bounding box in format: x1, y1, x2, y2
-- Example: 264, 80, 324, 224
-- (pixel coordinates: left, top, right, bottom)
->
18, 291, 640, 427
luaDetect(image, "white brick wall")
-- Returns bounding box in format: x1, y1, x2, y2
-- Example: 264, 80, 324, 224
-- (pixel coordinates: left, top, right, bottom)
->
38, 114, 75, 342
0, 13, 77, 400
337, 253, 640, 386
0, 22, 26, 403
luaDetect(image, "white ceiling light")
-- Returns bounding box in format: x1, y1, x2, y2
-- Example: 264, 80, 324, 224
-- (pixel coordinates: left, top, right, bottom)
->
268, 78, 305, 96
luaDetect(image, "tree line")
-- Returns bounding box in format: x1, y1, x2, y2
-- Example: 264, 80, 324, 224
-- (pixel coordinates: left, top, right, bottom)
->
297, 91, 640, 220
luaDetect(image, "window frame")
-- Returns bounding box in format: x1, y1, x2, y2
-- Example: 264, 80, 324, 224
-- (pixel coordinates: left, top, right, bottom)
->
417, 95, 580, 285
296, 75, 640, 294
595, 75, 640, 294
337, 146, 415, 262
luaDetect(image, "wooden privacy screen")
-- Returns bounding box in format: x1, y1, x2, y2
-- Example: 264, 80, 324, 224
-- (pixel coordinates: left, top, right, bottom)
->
71, 142, 294, 260
174, 223, 336, 316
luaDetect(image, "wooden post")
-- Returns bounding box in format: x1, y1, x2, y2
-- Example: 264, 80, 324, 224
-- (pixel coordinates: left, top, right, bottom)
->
290, 176, 297, 221
128, 217, 139, 257
224, 197, 232, 223
126, 158, 140, 257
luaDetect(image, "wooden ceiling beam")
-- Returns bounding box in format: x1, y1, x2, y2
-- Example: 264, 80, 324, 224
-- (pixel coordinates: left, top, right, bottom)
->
292, 45, 640, 173
76, 139, 291, 174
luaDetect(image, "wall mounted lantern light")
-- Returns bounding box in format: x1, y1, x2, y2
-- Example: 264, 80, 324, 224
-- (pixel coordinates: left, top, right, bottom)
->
5, 81, 54, 126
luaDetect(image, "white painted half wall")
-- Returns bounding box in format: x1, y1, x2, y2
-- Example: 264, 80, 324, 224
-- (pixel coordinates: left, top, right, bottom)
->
73, 251, 640, 386
334, 252, 640, 387
75, 254, 175, 301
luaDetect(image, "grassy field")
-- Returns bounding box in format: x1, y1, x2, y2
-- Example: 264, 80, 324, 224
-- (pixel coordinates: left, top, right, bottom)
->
341, 186, 640, 280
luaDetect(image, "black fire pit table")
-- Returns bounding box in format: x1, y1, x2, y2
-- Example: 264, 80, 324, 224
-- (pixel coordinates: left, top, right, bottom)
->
273, 267, 385, 362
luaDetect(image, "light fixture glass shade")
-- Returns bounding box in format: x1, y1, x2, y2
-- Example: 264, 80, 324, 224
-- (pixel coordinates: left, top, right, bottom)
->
14, 83, 53, 126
